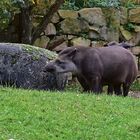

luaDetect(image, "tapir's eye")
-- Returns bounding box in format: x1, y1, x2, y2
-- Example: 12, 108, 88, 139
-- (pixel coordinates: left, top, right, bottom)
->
56, 59, 65, 64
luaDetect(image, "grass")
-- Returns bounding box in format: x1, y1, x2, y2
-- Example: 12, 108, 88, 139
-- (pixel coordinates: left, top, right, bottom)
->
0, 87, 140, 140
131, 80, 140, 91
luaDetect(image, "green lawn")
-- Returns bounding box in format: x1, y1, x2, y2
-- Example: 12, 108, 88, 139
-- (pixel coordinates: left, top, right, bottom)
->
0, 87, 140, 140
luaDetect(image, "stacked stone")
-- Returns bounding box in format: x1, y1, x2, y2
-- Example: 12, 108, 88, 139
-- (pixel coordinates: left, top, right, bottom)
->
32, 7, 140, 51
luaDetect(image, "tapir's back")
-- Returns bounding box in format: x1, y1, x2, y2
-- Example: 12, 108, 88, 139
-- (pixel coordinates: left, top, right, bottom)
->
94, 46, 137, 83
77, 46, 138, 84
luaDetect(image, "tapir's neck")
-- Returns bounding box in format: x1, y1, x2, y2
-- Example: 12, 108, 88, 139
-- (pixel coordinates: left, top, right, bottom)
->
72, 56, 83, 76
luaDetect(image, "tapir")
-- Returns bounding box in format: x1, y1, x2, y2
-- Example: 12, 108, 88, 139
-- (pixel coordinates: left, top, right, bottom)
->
104, 41, 135, 94
104, 41, 134, 49
44, 46, 138, 96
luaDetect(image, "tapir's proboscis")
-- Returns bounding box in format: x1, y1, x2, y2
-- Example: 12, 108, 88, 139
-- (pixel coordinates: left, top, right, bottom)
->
44, 46, 138, 96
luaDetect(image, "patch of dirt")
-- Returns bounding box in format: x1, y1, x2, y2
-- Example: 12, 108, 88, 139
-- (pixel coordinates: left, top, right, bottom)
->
128, 91, 140, 98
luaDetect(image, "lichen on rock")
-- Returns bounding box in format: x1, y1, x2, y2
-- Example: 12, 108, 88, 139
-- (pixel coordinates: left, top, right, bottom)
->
0, 43, 67, 90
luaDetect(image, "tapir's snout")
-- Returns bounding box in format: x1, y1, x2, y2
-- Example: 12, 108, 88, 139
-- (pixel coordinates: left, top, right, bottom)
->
44, 63, 56, 73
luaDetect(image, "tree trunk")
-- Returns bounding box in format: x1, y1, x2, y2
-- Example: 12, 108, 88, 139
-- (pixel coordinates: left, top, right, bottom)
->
20, 6, 32, 44
31, 0, 64, 44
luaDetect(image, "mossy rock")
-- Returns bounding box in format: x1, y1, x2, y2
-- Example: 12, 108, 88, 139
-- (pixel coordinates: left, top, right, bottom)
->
0, 43, 67, 90
59, 18, 89, 34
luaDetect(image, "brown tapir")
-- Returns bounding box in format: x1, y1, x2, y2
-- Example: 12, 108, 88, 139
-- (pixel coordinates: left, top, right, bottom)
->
104, 41, 135, 94
44, 46, 138, 96
104, 41, 134, 49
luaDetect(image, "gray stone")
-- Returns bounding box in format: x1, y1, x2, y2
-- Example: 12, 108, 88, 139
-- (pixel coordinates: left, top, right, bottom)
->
59, 18, 89, 34
120, 26, 133, 41
89, 31, 100, 40
34, 36, 50, 48
134, 25, 140, 32
99, 26, 119, 42
91, 41, 107, 47
46, 36, 67, 51
45, 23, 56, 35
120, 7, 128, 25
51, 12, 60, 23
131, 46, 140, 55
53, 42, 68, 52
88, 26, 100, 39
102, 8, 120, 42
71, 37, 91, 46
129, 32, 140, 46
78, 8, 106, 26
129, 7, 140, 24
0, 43, 67, 90
89, 26, 99, 33
58, 10, 78, 19
67, 35, 76, 40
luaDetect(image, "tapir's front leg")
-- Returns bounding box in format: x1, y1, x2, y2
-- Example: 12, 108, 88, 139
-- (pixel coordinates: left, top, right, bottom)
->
77, 76, 91, 92
90, 76, 102, 94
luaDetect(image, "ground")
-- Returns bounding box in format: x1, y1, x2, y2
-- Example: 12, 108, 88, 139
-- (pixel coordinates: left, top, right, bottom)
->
129, 91, 140, 98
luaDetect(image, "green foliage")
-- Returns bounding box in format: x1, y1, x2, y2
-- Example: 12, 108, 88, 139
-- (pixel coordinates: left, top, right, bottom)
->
131, 80, 140, 91
62, 0, 79, 10
123, 0, 136, 8
123, 23, 135, 32
62, 0, 121, 10
0, 0, 26, 30
0, 87, 140, 139
0, 0, 12, 29
0, 0, 51, 30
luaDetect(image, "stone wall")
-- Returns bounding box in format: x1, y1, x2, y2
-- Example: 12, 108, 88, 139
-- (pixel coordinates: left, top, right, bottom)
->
33, 7, 140, 52
0, 7, 140, 51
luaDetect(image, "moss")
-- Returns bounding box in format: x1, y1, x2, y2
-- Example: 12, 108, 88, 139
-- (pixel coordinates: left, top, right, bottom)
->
41, 48, 58, 60
22, 44, 42, 55
102, 8, 120, 30
21, 44, 57, 60
0, 43, 57, 61
123, 23, 135, 32
32, 55, 41, 61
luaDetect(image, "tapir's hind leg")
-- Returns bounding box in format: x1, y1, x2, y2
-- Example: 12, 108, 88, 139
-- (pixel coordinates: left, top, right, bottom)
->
107, 85, 114, 95
123, 83, 130, 97
114, 84, 122, 96
91, 76, 102, 94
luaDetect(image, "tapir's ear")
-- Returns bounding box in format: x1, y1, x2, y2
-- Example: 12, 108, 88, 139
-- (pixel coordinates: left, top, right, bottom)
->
67, 48, 77, 58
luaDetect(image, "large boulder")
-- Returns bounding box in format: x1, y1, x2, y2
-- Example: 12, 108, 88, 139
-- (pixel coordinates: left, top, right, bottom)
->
0, 43, 67, 90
